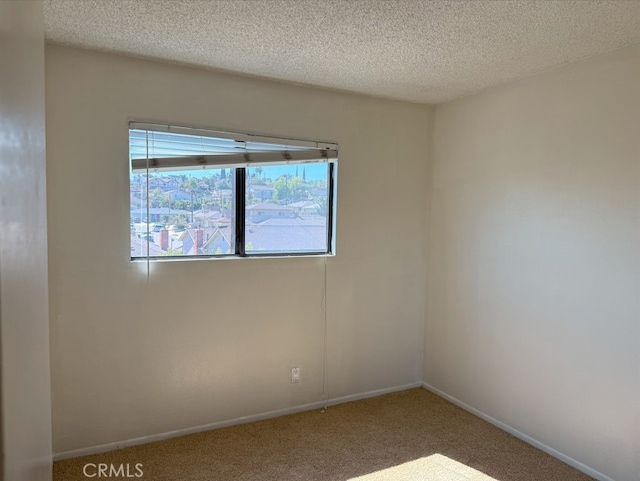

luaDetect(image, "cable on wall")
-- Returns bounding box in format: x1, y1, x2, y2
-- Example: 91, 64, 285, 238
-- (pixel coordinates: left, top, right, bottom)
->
320, 252, 329, 412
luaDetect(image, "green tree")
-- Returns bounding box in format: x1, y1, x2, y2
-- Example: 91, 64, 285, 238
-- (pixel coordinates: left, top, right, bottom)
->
149, 188, 164, 208
174, 213, 189, 230
273, 176, 291, 201
274, 176, 307, 202
175, 200, 190, 211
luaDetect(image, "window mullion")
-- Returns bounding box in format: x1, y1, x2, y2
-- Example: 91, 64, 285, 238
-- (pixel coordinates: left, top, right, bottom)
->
234, 168, 246, 256
327, 163, 335, 254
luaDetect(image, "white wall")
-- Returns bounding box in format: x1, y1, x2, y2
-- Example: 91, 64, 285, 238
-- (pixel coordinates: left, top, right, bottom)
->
46, 46, 431, 454
0, 1, 53, 479
425, 45, 640, 481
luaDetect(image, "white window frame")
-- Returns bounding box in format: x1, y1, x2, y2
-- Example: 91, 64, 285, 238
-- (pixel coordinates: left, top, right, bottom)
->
129, 122, 338, 260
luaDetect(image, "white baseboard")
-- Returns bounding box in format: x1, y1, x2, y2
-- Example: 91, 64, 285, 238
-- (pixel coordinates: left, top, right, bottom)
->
422, 382, 614, 481
53, 381, 422, 461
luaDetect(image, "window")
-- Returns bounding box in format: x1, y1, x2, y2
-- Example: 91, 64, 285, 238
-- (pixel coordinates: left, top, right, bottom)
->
129, 123, 337, 260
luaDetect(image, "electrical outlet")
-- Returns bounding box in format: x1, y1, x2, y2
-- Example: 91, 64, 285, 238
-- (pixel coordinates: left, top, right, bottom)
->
291, 367, 300, 384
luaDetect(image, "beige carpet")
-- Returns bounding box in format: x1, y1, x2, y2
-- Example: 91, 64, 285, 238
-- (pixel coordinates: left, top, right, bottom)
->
54, 388, 593, 480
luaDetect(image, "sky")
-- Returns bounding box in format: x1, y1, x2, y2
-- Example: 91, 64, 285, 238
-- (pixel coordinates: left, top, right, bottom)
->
132, 163, 328, 183
247, 164, 327, 182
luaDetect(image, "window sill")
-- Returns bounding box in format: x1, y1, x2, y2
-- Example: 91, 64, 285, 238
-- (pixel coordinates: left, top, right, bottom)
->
130, 252, 335, 263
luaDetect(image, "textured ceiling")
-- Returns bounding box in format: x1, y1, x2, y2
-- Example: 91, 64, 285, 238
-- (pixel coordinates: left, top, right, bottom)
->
44, 0, 640, 104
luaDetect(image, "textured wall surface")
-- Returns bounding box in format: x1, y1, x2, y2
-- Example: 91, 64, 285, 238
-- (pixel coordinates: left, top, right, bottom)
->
46, 45, 430, 454
0, 1, 53, 479
426, 45, 640, 481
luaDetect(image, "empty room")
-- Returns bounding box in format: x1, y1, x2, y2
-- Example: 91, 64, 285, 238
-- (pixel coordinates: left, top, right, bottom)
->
1, 1, 638, 480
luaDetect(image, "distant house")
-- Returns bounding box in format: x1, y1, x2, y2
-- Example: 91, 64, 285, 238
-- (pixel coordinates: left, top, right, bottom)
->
246, 202, 296, 223
180, 229, 202, 255
288, 200, 320, 216
246, 221, 327, 253
192, 208, 226, 227
201, 226, 233, 255
132, 217, 326, 256
248, 184, 274, 201
260, 216, 326, 227
165, 189, 191, 201
180, 226, 228, 255
148, 176, 182, 191
130, 207, 191, 223
130, 235, 165, 258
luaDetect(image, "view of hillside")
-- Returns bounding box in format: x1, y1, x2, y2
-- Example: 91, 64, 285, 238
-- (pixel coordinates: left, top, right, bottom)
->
130, 164, 330, 257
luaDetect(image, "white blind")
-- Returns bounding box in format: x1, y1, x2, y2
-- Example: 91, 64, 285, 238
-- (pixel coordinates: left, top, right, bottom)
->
130, 125, 338, 173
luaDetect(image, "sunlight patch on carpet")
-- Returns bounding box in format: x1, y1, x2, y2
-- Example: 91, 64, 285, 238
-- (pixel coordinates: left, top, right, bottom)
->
348, 454, 499, 481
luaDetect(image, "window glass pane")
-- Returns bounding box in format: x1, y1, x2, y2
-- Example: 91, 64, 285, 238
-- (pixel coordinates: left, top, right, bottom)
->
245, 163, 329, 254
130, 169, 155, 258
130, 168, 235, 258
